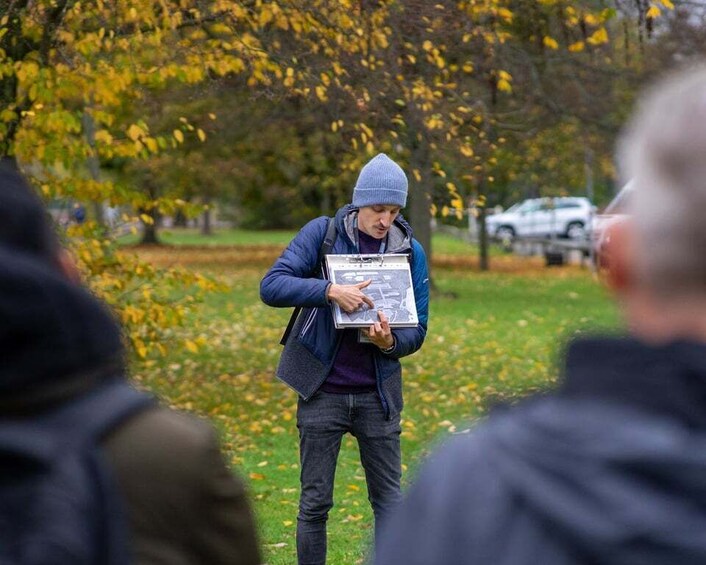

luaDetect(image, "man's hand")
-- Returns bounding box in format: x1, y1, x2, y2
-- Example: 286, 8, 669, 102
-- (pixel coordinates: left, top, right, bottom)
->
368, 310, 394, 350
327, 280, 375, 313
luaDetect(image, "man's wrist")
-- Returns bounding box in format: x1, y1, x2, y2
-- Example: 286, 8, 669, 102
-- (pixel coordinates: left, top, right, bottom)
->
380, 338, 395, 353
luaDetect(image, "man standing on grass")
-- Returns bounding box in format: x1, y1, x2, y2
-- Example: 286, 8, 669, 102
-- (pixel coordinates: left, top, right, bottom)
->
374, 66, 706, 564
260, 153, 429, 565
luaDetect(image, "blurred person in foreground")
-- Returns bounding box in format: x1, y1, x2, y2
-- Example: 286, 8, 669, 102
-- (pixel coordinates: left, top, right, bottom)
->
0, 159, 261, 564
374, 66, 706, 564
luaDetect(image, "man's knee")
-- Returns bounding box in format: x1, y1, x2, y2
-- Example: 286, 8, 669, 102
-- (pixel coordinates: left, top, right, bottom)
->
369, 489, 402, 516
298, 499, 333, 523
298, 480, 335, 521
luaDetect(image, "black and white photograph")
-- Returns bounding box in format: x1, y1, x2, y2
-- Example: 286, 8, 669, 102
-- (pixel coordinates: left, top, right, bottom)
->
325, 254, 419, 328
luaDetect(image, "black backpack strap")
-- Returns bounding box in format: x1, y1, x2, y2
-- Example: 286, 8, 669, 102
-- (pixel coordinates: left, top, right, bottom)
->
35, 380, 154, 440
280, 217, 337, 345
61, 380, 155, 565
65, 380, 155, 441
318, 216, 338, 269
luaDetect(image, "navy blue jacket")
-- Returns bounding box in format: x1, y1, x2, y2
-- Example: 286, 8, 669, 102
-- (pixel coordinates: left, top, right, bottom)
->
260, 204, 429, 418
375, 336, 706, 564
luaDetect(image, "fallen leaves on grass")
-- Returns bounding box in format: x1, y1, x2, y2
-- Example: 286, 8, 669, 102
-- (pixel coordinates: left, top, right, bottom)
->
128, 248, 618, 565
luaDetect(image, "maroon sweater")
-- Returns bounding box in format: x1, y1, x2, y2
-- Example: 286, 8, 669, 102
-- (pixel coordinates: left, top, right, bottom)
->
320, 230, 382, 394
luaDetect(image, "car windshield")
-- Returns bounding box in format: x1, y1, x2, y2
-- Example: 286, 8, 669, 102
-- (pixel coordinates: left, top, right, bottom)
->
504, 202, 522, 213
517, 200, 542, 212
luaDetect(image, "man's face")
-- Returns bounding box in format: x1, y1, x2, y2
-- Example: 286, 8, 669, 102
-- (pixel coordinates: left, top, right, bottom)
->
358, 205, 401, 239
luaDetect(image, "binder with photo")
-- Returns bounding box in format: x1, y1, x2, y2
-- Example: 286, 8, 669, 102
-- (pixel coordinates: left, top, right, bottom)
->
324, 253, 418, 329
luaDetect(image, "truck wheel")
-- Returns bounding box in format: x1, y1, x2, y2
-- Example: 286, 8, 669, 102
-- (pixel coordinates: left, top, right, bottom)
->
496, 226, 515, 252
566, 221, 585, 240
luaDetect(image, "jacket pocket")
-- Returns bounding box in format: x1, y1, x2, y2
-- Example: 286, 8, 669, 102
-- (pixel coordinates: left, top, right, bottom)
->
379, 357, 401, 381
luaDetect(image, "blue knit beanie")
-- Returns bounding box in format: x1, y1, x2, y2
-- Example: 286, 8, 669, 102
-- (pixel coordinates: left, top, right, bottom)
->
352, 153, 408, 208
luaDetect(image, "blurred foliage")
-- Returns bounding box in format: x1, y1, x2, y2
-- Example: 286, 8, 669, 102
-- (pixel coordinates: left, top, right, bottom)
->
1, 0, 696, 352
1, 0, 281, 354
65, 221, 223, 358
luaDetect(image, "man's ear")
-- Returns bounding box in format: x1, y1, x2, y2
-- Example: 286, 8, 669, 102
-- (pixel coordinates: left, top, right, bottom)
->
600, 218, 635, 294
56, 248, 83, 284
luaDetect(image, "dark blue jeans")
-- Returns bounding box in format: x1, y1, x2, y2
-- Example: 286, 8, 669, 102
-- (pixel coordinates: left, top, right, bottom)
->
296, 391, 402, 565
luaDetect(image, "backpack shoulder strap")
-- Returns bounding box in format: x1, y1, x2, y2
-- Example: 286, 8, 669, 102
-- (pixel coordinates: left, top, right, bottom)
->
0, 380, 154, 460
317, 216, 338, 269
59, 380, 155, 565
280, 217, 337, 346
34, 380, 155, 446
66, 380, 155, 442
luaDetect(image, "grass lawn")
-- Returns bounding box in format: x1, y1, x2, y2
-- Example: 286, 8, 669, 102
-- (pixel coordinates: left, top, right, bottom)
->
119, 225, 506, 257
119, 227, 299, 247
127, 230, 620, 565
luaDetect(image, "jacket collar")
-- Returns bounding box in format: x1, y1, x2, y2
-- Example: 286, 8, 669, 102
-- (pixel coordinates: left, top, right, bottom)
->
335, 204, 414, 253
560, 336, 706, 428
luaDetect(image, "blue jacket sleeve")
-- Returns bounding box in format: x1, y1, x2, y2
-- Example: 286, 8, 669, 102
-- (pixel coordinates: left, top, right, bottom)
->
259, 217, 332, 308
385, 239, 429, 359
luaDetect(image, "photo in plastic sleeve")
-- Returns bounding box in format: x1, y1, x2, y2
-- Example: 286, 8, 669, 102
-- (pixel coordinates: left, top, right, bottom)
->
326, 254, 418, 328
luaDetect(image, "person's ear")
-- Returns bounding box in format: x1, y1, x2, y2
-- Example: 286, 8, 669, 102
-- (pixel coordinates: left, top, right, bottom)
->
599, 218, 635, 294
56, 248, 83, 284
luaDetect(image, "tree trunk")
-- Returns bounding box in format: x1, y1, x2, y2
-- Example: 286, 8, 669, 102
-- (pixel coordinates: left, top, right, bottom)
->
201, 203, 212, 236
478, 206, 489, 271
405, 105, 433, 283
584, 139, 596, 269
82, 111, 105, 229
174, 208, 188, 227
140, 219, 160, 245
321, 186, 332, 217
139, 179, 161, 244
407, 154, 432, 273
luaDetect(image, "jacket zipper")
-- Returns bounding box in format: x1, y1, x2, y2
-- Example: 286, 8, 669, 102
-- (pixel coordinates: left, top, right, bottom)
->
299, 308, 317, 338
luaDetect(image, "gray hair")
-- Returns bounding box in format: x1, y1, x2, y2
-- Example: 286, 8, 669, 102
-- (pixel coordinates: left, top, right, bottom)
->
618, 65, 706, 297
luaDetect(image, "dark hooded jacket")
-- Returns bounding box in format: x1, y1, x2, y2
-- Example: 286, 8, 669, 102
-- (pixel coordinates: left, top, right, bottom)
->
375, 337, 706, 565
0, 160, 260, 564
260, 204, 429, 419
